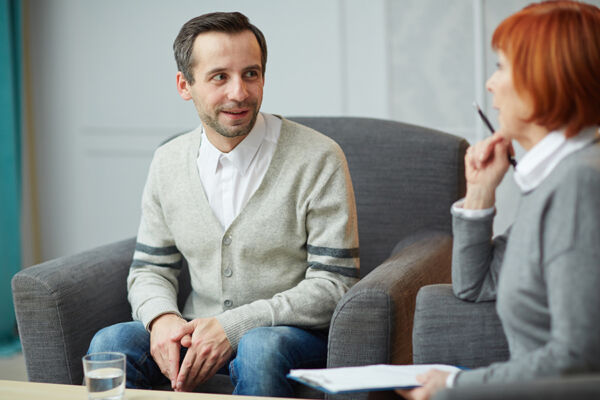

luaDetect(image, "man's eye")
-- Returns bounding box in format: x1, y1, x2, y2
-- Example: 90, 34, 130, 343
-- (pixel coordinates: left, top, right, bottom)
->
213, 74, 226, 81
245, 70, 258, 78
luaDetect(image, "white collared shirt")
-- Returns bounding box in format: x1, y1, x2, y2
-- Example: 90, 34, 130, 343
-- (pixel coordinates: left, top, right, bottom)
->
513, 126, 599, 193
452, 126, 600, 220
197, 113, 282, 229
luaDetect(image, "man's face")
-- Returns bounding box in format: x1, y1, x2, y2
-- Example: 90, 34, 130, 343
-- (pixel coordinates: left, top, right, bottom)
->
178, 30, 264, 139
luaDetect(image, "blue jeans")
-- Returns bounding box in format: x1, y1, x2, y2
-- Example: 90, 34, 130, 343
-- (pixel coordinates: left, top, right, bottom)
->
88, 321, 327, 397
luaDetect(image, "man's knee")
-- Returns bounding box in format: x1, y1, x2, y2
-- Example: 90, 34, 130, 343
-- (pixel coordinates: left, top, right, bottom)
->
239, 327, 286, 352
88, 321, 148, 354
233, 327, 315, 396
236, 327, 300, 368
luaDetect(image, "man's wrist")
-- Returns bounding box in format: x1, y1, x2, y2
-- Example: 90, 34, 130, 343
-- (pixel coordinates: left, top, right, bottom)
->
149, 312, 182, 331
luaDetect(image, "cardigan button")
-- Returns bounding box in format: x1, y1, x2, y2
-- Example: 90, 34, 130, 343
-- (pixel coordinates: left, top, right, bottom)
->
223, 235, 232, 246
224, 267, 233, 277
224, 299, 233, 308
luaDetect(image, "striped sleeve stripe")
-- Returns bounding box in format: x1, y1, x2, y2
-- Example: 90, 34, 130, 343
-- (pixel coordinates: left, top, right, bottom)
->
308, 262, 359, 278
131, 259, 183, 270
135, 242, 179, 256
307, 245, 359, 259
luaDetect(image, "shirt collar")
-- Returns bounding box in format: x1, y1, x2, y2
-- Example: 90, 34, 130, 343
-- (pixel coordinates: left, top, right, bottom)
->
198, 113, 267, 175
514, 126, 599, 193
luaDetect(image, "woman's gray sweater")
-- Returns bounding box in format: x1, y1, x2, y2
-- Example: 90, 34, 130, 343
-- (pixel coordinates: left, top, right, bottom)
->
452, 140, 600, 385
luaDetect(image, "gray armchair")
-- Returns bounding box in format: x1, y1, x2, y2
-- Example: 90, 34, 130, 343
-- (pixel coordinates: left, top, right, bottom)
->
413, 284, 600, 400
12, 117, 468, 399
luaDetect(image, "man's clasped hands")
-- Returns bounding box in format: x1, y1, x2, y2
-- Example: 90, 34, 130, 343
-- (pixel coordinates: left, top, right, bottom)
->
149, 314, 233, 392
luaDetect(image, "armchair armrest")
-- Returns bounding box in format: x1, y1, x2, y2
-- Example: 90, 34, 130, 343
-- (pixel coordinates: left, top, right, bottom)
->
432, 374, 600, 400
11, 238, 136, 384
412, 284, 509, 368
326, 231, 453, 400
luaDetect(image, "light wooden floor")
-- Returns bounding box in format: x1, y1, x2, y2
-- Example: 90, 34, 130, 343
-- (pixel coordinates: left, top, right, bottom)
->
0, 352, 27, 381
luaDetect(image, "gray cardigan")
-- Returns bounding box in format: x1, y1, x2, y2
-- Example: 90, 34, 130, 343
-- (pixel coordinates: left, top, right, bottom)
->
127, 118, 360, 349
451, 140, 600, 385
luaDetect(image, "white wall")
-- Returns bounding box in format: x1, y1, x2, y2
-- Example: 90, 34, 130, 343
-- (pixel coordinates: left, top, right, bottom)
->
25, 0, 600, 263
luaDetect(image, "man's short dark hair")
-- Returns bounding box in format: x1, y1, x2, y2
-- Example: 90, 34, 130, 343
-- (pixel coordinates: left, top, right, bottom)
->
173, 11, 267, 84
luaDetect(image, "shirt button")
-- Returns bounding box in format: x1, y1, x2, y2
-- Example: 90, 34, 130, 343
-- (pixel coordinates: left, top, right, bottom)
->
224, 267, 233, 277
223, 235, 232, 246
224, 299, 233, 308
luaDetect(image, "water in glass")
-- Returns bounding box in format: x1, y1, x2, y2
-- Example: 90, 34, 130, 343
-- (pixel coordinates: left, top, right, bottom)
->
85, 366, 125, 400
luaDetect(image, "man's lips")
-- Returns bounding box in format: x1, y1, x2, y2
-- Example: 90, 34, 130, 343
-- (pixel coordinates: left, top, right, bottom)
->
221, 109, 250, 119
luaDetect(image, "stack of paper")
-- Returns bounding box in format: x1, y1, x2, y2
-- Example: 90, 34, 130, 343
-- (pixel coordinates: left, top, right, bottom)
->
287, 364, 461, 394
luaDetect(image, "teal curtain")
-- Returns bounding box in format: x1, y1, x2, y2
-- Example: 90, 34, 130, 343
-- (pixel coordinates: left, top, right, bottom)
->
0, 0, 22, 356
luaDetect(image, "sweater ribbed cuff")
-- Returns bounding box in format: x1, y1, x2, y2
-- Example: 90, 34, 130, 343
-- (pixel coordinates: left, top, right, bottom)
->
136, 298, 181, 331
452, 211, 495, 245
446, 371, 458, 388
451, 198, 495, 220
215, 300, 274, 350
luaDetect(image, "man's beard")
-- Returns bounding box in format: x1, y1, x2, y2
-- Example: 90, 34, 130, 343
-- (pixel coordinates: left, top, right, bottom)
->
200, 101, 259, 138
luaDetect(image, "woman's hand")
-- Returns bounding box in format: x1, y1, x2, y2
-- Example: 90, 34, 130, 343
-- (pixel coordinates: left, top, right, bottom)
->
463, 132, 513, 209
396, 369, 451, 400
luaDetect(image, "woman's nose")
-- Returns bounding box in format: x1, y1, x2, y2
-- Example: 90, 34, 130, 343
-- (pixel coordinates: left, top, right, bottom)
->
485, 74, 495, 93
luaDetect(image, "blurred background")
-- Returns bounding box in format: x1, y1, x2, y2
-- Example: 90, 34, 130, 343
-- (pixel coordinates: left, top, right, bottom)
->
3, 0, 599, 365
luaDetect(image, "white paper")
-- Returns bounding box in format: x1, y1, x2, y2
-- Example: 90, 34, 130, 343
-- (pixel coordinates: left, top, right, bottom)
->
288, 364, 461, 393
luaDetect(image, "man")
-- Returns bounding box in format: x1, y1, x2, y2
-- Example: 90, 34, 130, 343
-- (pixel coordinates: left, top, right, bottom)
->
88, 11, 359, 397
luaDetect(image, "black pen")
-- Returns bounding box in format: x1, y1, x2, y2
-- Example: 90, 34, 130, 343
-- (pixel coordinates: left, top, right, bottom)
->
473, 102, 517, 167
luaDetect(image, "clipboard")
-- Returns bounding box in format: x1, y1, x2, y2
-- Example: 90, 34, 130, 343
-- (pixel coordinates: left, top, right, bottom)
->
287, 364, 462, 394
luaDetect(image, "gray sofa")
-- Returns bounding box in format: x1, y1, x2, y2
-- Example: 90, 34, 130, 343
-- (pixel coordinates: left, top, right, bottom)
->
12, 117, 468, 399
413, 284, 600, 400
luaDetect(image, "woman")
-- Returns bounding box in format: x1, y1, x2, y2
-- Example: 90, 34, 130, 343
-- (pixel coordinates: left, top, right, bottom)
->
399, 1, 600, 399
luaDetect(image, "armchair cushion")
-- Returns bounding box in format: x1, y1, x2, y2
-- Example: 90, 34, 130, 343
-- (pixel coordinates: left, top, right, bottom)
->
412, 284, 509, 368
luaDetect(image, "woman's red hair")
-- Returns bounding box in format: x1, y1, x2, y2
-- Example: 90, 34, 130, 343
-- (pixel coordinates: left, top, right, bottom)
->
492, 1, 600, 137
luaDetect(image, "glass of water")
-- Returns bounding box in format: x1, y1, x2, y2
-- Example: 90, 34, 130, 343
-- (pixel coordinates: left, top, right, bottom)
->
83, 352, 126, 400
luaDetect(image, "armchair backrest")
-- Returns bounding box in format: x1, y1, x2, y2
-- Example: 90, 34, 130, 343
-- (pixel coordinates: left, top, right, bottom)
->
288, 117, 468, 276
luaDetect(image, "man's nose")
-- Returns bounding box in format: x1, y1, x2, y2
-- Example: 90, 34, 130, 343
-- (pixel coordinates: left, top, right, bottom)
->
228, 77, 249, 102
